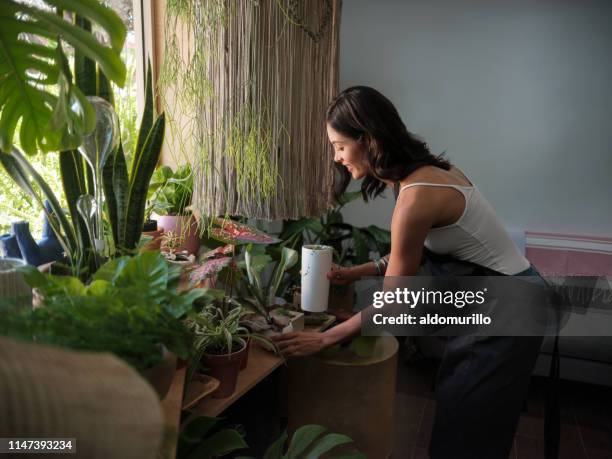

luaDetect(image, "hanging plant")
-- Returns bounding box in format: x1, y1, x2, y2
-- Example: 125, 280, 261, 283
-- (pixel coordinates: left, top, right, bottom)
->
159, 0, 341, 220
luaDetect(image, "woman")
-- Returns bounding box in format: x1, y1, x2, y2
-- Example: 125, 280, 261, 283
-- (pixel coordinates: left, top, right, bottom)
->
273, 86, 545, 458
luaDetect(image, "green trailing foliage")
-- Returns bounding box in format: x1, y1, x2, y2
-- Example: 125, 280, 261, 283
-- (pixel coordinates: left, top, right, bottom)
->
0, 0, 126, 155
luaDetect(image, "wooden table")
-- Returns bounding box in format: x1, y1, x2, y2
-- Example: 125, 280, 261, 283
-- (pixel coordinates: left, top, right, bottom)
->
158, 305, 336, 457
191, 344, 284, 417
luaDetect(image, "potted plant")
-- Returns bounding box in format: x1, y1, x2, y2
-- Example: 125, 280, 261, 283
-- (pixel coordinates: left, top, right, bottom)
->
186, 304, 250, 398
1, 251, 205, 399
161, 230, 196, 268
235, 245, 305, 337
149, 164, 200, 255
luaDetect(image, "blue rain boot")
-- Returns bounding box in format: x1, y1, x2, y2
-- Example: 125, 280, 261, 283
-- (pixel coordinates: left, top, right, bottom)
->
38, 200, 64, 262
12, 201, 64, 266
12, 220, 43, 266
0, 233, 22, 259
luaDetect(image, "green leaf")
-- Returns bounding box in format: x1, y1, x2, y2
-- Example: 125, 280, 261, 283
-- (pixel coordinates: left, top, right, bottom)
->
45, 0, 126, 52
268, 247, 298, 300
0, 0, 127, 154
180, 416, 219, 443
85, 279, 111, 296
92, 256, 129, 283
186, 429, 248, 459
331, 450, 367, 459
113, 251, 168, 296
304, 433, 353, 459
263, 430, 288, 459
286, 425, 326, 458
131, 60, 154, 180
349, 336, 378, 358
123, 114, 165, 249
337, 191, 362, 206
59, 149, 91, 256
351, 228, 369, 265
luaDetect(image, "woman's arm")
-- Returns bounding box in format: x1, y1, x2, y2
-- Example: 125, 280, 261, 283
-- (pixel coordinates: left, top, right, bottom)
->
273, 188, 436, 356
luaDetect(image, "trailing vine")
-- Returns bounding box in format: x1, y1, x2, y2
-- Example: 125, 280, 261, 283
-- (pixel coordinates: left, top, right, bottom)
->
159, 0, 339, 221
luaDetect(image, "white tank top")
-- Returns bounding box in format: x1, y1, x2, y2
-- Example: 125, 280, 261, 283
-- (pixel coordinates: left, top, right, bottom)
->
398, 177, 530, 275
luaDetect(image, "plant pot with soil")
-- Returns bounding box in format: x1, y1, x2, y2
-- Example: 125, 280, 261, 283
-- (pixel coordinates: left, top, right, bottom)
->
187, 304, 251, 398
148, 164, 200, 255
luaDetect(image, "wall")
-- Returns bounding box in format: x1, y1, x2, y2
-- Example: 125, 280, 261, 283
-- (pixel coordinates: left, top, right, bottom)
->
338, 0, 612, 237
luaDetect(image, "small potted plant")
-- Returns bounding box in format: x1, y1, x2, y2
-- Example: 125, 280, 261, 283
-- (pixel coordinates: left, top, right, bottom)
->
234, 246, 305, 337
3, 251, 203, 399
149, 164, 200, 255
161, 230, 196, 268
187, 304, 251, 398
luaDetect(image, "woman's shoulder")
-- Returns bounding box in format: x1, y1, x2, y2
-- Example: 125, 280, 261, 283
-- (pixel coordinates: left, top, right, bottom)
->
399, 165, 472, 189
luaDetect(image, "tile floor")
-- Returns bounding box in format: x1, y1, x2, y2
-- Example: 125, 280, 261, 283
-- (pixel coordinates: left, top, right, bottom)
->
393, 347, 612, 459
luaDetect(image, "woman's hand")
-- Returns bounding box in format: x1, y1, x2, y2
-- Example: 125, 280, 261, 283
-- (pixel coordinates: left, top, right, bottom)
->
327, 263, 354, 285
271, 331, 332, 357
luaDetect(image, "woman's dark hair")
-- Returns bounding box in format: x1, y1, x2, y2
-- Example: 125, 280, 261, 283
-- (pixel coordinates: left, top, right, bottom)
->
326, 86, 451, 202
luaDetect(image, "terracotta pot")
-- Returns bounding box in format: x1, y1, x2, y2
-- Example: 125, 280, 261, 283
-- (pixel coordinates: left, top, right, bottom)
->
156, 215, 200, 255
141, 229, 164, 251
201, 338, 247, 398
141, 347, 177, 400
240, 337, 251, 371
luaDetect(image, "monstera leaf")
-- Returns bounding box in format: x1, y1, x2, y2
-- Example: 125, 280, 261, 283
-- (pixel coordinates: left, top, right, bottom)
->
0, 0, 126, 155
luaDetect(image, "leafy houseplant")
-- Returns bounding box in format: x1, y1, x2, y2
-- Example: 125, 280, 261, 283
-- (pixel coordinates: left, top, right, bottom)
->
280, 192, 391, 267
0, 0, 128, 278
148, 164, 200, 255
235, 245, 305, 335
0, 251, 205, 396
186, 302, 251, 398
280, 191, 391, 313
249, 424, 365, 459
0, 252, 205, 372
0, 61, 165, 277
177, 415, 248, 459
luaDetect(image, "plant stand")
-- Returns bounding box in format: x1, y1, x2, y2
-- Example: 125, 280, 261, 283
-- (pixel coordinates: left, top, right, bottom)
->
286, 336, 398, 459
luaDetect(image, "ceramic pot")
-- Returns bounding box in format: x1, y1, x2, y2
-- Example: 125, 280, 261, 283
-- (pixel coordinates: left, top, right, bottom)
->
239, 337, 251, 371
156, 215, 200, 255
201, 338, 247, 398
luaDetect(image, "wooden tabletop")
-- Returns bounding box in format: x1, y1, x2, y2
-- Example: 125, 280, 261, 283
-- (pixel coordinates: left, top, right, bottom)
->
190, 344, 284, 417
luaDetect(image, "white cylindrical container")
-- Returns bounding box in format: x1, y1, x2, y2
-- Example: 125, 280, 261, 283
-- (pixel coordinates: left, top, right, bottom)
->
301, 245, 333, 312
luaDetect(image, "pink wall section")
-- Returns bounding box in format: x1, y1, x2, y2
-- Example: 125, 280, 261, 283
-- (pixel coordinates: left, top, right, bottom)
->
525, 231, 612, 276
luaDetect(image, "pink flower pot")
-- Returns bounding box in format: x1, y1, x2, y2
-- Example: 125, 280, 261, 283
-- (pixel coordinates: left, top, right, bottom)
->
156, 215, 200, 255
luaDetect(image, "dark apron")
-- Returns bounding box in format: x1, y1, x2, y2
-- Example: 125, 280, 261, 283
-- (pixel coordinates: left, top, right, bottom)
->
418, 249, 558, 459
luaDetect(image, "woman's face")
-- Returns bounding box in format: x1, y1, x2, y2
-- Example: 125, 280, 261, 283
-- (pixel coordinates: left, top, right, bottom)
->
327, 124, 369, 180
